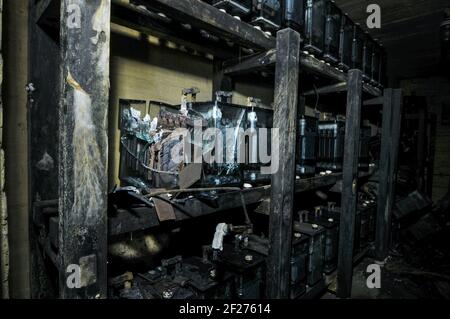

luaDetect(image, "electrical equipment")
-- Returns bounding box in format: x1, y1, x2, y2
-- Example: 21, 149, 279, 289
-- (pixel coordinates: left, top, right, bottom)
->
440, 9, 450, 69
303, 0, 326, 56
297, 115, 318, 175
115, 255, 235, 299
359, 125, 371, 171
307, 207, 339, 273
242, 100, 274, 184
216, 243, 265, 299
283, 0, 304, 31
295, 216, 325, 287
323, 0, 342, 64
362, 32, 375, 82
371, 41, 382, 86
251, 0, 282, 31
212, 0, 252, 16
352, 23, 364, 70
318, 120, 345, 171
245, 233, 309, 299
358, 198, 376, 250
339, 13, 353, 71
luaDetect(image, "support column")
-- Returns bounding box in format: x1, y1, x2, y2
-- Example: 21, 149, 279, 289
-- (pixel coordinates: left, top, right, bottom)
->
267, 28, 301, 299
337, 69, 363, 298
59, 0, 111, 299
375, 89, 402, 261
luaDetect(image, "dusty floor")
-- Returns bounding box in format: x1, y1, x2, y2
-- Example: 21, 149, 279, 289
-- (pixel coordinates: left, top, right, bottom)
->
323, 222, 450, 299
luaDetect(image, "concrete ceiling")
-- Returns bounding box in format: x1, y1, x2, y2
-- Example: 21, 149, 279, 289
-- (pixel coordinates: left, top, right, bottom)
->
335, 0, 449, 82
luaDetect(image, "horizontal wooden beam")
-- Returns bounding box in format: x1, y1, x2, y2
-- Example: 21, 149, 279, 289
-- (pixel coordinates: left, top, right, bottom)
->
109, 173, 345, 236
112, 1, 237, 59
223, 49, 382, 96
131, 0, 276, 50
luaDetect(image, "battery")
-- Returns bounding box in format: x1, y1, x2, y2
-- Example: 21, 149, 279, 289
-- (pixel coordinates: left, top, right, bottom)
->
371, 41, 382, 86
283, 0, 304, 31
294, 219, 325, 287
212, 0, 252, 16
359, 125, 371, 171
352, 23, 365, 70
251, 0, 282, 31
296, 115, 318, 175
318, 120, 345, 171
217, 243, 265, 299
307, 208, 339, 274
362, 32, 375, 82
181, 257, 235, 299
339, 13, 353, 70
245, 233, 309, 299
303, 0, 326, 56
323, 0, 342, 64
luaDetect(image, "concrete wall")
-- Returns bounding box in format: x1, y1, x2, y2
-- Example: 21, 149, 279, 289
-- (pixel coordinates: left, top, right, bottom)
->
3, 0, 29, 298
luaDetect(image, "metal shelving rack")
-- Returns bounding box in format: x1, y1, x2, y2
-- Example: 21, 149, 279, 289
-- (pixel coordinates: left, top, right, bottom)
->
28, 0, 402, 299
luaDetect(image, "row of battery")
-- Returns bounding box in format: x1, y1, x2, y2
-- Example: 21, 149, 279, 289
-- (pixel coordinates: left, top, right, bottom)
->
208, 0, 386, 87
118, 198, 376, 299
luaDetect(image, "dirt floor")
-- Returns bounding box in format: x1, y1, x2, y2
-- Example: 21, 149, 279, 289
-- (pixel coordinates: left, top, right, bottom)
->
324, 220, 450, 299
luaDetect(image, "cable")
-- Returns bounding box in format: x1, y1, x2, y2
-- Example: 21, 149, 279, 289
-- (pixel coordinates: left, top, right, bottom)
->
120, 139, 178, 175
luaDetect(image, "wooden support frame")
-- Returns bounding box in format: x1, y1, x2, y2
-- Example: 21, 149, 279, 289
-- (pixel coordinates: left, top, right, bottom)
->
266, 28, 301, 299
375, 89, 403, 261
336, 69, 363, 298
132, 0, 275, 50
58, 0, 111, 299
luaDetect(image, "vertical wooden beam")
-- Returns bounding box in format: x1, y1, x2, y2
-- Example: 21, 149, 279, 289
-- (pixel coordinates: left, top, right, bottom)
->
336, 69, 363, 298
0, 0, 8, 299
59, 0, 110, 299
375, 89, 402, 261
267, 28, 301, 299
28, 0, 61, 299
417, 106, 426, 192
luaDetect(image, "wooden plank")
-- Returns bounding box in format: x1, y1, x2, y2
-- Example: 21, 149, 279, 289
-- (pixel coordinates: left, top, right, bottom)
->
29, 0, 62, 299
59, 0, 110, 299
132, 0, 275, 50
375, 89, 394, 261
375, 89, 403, 261
337, 69, 363, 298
267, 28, 301, 299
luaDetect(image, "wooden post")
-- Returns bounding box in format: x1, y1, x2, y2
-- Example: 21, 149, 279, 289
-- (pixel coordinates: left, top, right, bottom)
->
59, 0, 111, 299
375, 89, 402, 261
336, 69, 363, 298
267, 28, 301, 299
